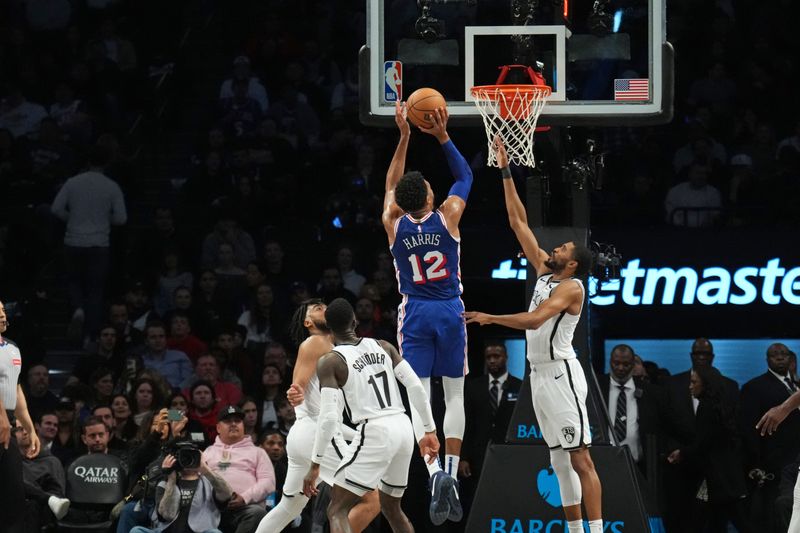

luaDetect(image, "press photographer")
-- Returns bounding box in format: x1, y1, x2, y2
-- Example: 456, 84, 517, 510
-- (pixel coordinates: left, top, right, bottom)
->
129, 453, 232, 533
115, 408, 207, 533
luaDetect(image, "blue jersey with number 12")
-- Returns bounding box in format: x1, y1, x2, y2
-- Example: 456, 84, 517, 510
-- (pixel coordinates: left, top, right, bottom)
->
391, 211, 462, 300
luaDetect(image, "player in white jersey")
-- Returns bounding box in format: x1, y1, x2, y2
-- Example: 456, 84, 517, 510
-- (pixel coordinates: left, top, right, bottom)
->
464, 138, 604, 533
758, 389, 800, 533
255, 299, 379, 533
302, 298, 440, 533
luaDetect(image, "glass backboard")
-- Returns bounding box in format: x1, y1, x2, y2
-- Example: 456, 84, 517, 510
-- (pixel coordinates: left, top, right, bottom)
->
360, 0, 673, 126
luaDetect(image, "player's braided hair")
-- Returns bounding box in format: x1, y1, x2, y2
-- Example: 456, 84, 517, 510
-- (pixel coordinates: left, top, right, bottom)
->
394, 171, 428, 213
289, 298, 324, 348
324, 298, 355, 335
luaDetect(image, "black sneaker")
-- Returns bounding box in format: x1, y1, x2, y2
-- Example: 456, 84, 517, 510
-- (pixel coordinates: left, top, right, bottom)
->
428, 471, 454, 525
447, 479, 463, 522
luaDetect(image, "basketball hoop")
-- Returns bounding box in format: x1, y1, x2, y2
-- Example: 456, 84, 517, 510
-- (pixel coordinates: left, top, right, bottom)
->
471, 65, 551, 168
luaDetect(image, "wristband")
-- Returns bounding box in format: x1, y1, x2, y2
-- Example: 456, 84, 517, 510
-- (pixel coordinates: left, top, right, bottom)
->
500, 166, 512, 179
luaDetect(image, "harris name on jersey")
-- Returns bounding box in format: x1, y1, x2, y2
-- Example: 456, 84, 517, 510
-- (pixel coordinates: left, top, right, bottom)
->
400, 233, 441, 250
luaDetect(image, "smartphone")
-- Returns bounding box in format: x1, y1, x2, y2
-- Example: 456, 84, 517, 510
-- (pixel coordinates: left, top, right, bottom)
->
167, 409, 183, 422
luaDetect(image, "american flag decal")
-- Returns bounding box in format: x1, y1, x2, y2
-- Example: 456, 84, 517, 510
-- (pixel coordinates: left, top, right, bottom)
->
614, 79, 650, 101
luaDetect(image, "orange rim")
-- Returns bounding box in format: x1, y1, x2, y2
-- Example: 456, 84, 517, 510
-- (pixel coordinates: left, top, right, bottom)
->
470, 84, 552, 100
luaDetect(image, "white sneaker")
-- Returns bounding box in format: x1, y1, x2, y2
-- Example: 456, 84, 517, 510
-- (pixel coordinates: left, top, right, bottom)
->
48, 495, 70, 520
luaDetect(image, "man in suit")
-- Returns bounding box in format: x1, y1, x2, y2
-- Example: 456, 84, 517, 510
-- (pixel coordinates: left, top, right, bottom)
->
459, 342, 522, 513
597, 344, 664, 475
662, 337, 739, 532
740, 343, 800, 532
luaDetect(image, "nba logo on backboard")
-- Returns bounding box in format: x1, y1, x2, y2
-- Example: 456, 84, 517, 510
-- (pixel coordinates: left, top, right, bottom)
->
384, 61, 402, 102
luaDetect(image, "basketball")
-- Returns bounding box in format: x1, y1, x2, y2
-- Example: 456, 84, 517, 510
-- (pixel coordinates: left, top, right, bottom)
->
406, 87, 447, 128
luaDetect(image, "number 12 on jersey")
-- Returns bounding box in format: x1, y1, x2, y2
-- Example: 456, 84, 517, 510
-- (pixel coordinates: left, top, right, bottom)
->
407, 251, 449, 284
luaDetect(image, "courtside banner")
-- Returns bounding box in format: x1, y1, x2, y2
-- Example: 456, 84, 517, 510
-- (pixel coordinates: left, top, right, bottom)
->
467, 445, 653, 533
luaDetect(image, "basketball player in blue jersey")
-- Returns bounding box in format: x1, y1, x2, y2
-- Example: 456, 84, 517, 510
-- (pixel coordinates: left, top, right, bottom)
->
465, 138, 604, 533
382, 102, 472, 524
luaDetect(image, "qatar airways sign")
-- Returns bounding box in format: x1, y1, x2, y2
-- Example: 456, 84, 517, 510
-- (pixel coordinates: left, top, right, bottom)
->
491, 258, 800, 307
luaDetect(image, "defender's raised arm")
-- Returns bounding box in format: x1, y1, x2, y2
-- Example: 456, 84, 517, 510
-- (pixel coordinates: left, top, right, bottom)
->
495, 136, 550, 276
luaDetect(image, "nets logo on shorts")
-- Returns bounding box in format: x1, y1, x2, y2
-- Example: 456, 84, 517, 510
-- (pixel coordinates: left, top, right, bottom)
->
561, 426, 575, 444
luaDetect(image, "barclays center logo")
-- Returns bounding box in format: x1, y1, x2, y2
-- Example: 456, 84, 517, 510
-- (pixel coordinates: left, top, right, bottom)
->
488, 465, 625, 532
536, 465, 562, 508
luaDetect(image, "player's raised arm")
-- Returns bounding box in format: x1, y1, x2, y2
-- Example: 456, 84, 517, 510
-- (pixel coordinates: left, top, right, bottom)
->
494, 136, 550, 276
420, 108, 473, 232
465, 281, 582, 331
383, 102, 411, 241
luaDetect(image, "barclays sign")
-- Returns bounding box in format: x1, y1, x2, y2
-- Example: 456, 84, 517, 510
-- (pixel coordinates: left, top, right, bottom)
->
467, 445, 652, 533
489, 518, 625, 533
491, 258, 800, 307
488, 465, 625, 532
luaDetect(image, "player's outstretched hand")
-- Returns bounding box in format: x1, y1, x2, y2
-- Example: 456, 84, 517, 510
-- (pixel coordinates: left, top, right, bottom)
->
395, 101, 410, 137
287, 383, 305, 408
464, 311, 492, 326
757, 404, 790, 436
419, 432, 440, 463
418, 107, 450, 143
303, 464, 321, 498
493, 135, 509, 168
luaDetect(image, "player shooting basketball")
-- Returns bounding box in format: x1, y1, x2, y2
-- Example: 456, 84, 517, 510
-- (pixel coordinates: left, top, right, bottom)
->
464, 137, 604, 533
382, 101, 472, 524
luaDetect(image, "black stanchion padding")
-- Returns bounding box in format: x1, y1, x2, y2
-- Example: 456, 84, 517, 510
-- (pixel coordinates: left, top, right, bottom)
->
466, 444, 651, 533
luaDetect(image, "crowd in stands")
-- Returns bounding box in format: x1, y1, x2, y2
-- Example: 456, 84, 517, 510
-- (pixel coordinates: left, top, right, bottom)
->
2, 0, 799, 531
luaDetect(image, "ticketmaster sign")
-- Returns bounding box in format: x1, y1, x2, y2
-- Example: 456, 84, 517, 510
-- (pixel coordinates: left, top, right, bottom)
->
491, 258, 800, 306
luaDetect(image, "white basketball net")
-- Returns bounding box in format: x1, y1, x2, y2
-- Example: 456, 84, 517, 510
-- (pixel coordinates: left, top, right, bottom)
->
471, 85, 550, 168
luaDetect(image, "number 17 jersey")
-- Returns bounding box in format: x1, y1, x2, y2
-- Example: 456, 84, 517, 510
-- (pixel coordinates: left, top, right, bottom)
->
391, 211, 462, 300
333, 338, 405, 425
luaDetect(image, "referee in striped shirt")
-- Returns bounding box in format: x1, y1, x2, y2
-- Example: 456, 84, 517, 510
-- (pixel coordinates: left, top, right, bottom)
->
0, 300, 40, 529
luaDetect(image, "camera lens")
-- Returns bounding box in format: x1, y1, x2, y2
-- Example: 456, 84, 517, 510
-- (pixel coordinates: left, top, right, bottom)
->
177, 448, 201, 470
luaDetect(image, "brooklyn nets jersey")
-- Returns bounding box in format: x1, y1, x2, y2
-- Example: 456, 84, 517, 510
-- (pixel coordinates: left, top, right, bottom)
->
294, 371, 320, 420
333, 338, 405, 424
526, 274, 584, 365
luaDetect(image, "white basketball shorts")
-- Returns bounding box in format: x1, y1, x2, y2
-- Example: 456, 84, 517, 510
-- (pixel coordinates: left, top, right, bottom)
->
283, 416, 347, 496
333, 413, 414, 498
530, 358, 592, 450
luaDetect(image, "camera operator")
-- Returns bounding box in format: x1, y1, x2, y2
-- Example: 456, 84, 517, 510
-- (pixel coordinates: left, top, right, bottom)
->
130, 452, 232, 533
115, 408, 205, 533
